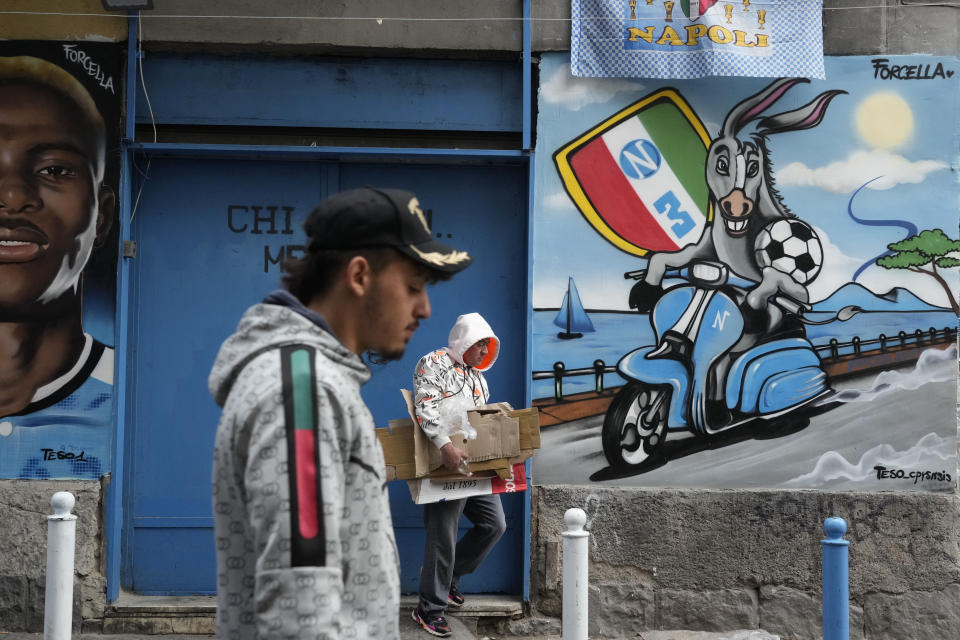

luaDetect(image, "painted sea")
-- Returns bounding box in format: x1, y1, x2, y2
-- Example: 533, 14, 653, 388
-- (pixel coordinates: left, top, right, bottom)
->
531, 308, 957, 400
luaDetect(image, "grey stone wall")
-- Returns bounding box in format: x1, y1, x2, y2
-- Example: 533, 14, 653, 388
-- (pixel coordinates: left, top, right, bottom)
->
526, 487, 960, 638
130, 0, 960, 57
0, 480, 105, 632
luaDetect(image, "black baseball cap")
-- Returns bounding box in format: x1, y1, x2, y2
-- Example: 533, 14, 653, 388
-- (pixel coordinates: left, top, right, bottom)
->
303, 187, 473, 274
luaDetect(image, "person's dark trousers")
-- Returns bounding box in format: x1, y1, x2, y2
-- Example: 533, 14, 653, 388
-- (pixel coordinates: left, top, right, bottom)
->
418, 493, 506, 615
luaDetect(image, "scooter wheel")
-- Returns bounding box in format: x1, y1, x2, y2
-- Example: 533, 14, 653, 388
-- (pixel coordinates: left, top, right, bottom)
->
602, 383, 668, 467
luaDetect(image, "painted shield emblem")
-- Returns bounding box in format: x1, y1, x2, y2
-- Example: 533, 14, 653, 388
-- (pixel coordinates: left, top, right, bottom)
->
553, 89, 713, 256
679, 0, 720, 20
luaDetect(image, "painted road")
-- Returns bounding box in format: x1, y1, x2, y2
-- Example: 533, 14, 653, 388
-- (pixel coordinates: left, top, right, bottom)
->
532, 346, 957, 492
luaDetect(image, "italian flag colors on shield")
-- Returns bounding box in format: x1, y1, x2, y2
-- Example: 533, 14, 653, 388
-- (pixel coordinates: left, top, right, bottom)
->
554, 89, 713, 256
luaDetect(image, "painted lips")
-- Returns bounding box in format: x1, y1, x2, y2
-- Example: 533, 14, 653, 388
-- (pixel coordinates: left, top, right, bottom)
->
0, 226, 48, 263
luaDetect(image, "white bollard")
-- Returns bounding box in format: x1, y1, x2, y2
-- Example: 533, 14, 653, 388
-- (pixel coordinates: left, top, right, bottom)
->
44, 492, 77, 640
562, 507, 589, 640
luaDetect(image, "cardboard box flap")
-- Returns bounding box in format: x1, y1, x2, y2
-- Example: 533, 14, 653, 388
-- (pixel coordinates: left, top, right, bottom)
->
377, 420, 417, 482
481, 401, 514, 412
507, 407, 541, 450
400, 388, 468, 477
466, 409, 520, 462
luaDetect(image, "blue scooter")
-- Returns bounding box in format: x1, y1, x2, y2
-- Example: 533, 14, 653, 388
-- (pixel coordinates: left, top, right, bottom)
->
602, 261, 858, 468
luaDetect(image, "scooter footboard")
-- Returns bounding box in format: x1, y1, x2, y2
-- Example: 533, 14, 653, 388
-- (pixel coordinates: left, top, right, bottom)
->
617, 347, 689, 428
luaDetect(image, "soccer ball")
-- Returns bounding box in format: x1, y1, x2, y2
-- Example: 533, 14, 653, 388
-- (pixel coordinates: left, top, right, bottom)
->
754, 219, 823, 284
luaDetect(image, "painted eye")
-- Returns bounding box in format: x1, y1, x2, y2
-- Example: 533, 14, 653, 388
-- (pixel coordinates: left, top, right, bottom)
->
716, 157, 729, 176
747, 161, 759, 178
38, 165, 76, 178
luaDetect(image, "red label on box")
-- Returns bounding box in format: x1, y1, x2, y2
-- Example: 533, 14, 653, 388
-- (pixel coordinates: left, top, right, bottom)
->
491, 463, 527, 494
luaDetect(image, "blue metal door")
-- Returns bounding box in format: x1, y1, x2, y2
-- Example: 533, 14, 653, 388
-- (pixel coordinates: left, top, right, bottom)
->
126, 157, 527, 596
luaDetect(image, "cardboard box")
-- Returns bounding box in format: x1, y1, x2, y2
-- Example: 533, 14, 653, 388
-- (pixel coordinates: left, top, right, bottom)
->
376, 389, 541, 482
407, 462, 528, 504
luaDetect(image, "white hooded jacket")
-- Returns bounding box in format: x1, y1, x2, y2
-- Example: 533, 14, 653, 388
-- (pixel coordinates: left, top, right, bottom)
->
413, 313, 500, 449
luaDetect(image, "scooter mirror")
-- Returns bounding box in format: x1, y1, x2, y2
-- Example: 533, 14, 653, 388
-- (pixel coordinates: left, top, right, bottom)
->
836, 305, 863, 322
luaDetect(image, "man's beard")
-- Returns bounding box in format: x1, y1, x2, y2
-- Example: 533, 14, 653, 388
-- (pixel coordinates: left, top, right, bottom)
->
361, 279, 407, 365
365, 347, 405, 366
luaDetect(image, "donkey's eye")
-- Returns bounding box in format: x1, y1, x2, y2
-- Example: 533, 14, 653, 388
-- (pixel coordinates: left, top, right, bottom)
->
716, 157, 729, 176
746, 161, 759, 177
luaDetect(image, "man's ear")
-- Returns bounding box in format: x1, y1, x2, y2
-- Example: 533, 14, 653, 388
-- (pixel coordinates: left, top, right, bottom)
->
344, 255, 373, 298
94, 185, 116, 248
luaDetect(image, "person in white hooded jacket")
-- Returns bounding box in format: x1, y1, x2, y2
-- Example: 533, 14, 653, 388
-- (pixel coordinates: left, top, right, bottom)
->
410, 313, 506, 637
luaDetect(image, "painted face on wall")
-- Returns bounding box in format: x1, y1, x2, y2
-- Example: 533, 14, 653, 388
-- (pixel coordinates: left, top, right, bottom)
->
706, 139, 762, 239
0, 82, 114, 316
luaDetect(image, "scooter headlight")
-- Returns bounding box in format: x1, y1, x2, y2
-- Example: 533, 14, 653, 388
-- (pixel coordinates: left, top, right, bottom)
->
690, 262, 729, 287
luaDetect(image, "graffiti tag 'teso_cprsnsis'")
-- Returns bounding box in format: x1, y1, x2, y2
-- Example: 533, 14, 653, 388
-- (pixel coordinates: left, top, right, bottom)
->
873, 465, 952, 484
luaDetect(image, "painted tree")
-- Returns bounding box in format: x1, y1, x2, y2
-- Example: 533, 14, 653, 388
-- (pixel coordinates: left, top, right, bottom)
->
875, 228, 960, 314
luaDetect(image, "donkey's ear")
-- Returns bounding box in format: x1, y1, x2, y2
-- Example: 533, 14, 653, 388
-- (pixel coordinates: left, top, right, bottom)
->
720, 77, 810, 137
757, 90, 847, 135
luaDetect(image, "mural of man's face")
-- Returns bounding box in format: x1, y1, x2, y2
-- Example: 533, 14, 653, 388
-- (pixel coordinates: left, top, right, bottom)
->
0, 82, 115, 316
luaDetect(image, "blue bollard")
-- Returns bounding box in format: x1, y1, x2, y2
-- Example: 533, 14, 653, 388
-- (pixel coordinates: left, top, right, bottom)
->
822, 517, 850, 640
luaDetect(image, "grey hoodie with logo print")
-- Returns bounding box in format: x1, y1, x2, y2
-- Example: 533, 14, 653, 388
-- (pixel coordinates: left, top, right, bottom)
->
209, 290, 400, 640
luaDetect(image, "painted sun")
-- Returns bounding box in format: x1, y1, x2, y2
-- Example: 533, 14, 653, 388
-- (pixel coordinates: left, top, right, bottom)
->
855, 92, 914, 149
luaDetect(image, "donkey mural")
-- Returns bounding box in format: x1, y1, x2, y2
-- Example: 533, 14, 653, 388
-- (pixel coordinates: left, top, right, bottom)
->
632, 77, 846, 329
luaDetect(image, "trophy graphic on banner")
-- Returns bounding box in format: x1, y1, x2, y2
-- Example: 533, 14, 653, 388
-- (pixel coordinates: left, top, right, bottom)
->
629, 0, 637, 19
757, 8, 767, 28
724, 4, 734, 23
664, 0, 675, 21
743, 0, 750, 11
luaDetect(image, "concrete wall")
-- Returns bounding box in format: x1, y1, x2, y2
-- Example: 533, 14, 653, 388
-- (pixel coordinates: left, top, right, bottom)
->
4, 0, 958, 56
0, 0, 124, 41
0, 480, 105, 632
518, 487, 960, 638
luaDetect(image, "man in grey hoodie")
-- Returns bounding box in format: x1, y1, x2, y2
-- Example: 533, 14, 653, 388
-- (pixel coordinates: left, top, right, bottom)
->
411, 313, 506, 637
209, 187, 472, 640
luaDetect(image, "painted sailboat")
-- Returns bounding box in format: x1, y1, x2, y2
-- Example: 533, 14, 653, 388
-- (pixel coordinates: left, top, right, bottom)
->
554, 277, 595, 340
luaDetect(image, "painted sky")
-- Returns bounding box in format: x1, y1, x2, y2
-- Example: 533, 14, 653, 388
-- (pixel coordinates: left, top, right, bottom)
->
534, 54, 960, 310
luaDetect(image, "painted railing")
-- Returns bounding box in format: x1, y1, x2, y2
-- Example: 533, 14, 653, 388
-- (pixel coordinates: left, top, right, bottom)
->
816, 325, 955, 361
532, 325, 957, 402
532, 360, 618, 401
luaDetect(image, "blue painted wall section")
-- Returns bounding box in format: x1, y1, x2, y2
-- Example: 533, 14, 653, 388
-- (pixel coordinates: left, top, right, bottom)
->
136, 54, 523, 132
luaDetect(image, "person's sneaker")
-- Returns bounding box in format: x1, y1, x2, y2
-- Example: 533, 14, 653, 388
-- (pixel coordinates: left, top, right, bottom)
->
447, 584, 465, 608
411, 606, 452, 637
